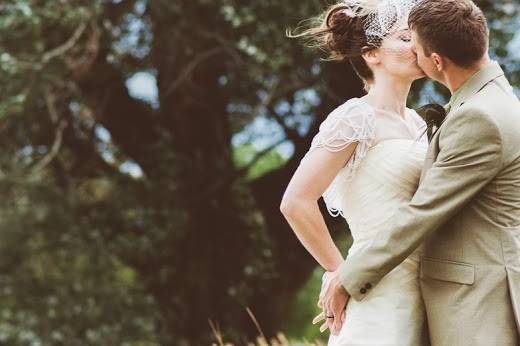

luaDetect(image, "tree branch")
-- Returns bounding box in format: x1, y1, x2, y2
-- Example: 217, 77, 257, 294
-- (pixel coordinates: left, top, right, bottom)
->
238, 138, 287, 175
42, 21, 89, 64
265, 105, 302, 143
30, 90, 68, 174
184, 138, 287, 208
164, 47, 226, 97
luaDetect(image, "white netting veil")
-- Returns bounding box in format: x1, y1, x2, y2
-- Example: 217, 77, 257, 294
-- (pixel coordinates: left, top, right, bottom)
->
342, 0, 418, 46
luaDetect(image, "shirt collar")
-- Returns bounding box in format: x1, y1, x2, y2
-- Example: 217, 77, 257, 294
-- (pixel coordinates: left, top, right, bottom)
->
445, 60, 504, 114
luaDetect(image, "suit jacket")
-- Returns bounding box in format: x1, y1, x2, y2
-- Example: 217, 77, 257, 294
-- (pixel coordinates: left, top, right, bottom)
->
337, 61, 520, 345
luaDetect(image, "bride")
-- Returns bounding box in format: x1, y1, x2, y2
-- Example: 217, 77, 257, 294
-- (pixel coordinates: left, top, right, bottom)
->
281, 0, 429, 344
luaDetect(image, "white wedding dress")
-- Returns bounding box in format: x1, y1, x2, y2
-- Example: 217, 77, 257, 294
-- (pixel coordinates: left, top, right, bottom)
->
302, 97, 429, 345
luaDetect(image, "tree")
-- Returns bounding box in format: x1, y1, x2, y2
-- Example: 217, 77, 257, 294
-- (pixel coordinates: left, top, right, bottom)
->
0, 0, 518, 344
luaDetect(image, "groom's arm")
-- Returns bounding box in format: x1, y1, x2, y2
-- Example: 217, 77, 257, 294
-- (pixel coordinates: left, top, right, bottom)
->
338, 107, 503, 301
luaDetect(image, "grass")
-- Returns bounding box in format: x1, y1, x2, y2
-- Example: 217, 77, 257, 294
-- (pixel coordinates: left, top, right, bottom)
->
209, 308, 326, 346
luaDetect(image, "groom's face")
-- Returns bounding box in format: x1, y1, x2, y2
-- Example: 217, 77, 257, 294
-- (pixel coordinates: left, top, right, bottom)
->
411, 31, 441, 82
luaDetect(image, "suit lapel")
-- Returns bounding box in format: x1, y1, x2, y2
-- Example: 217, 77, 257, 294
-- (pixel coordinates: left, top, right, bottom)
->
422, 61, 505, 179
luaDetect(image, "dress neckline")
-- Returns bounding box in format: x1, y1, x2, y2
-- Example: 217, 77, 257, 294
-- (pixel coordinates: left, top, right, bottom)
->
352, 97, 419, 139
369, 138, 425, 150
354, 97, 411, 120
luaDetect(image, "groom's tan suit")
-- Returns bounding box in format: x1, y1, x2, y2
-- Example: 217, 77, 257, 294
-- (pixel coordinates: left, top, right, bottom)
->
338, 61, 520, 345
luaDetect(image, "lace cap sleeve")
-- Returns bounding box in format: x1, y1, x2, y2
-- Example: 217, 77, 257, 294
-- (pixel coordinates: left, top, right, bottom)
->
303, 98, 376, 217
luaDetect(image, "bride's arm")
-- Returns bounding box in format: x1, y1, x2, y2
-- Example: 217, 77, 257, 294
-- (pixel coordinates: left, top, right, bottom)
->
280, 142, 358, 271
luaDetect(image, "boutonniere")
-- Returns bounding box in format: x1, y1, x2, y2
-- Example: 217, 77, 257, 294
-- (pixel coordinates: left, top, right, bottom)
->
416, 103, 448, 142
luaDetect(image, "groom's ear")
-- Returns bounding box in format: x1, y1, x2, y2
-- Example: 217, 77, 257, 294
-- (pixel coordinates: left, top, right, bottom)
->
361, 47, 380, 66
431, 53, 444, 72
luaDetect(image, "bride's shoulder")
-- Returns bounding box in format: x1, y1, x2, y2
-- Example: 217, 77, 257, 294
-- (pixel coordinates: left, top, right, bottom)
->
332, 97, 373, 113
406, 107, 427, 127
309, 97, 376, 151
325, 97, 375, 122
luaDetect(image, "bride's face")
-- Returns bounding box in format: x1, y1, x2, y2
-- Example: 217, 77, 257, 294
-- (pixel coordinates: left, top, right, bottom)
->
377, 28, 425, 81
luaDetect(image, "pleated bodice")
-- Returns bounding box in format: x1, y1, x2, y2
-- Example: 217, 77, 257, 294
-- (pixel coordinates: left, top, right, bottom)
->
342, 139, 428, 255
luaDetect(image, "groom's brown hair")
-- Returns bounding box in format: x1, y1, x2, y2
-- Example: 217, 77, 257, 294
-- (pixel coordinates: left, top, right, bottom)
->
408, 0, 489, 68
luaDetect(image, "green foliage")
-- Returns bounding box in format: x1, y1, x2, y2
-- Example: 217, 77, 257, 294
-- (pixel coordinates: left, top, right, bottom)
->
0, 0, 518, 344
233, 143, 287, 180
0, 177, 160, 345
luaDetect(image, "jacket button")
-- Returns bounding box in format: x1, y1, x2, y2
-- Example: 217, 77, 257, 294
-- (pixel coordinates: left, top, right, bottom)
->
360, 288, 367, 294
365, 283, 372, 289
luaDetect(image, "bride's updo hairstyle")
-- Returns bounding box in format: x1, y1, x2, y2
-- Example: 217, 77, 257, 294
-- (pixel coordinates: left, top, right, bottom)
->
289, 3, 378, 86
288, 0, 415, 89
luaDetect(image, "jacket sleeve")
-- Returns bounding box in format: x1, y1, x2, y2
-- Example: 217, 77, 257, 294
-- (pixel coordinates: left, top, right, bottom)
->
337, 107, 503, 301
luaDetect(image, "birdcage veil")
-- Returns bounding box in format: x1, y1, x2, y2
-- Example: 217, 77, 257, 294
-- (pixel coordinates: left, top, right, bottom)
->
342, 0, 418, 46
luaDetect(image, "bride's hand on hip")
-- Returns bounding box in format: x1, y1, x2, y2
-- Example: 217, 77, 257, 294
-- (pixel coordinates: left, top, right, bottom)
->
318, 271, 335, 309
313, 270, 350, 335
313, 271, 335, 333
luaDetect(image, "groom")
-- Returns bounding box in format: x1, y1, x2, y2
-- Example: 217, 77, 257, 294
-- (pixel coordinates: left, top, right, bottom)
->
321, 0, 520, 344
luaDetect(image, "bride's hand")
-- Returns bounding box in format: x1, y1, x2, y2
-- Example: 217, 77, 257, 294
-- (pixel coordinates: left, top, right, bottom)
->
312, 310, 331, 333
313, 271, 336, 333
318, 271, 334, 309
313, 270, 349, 335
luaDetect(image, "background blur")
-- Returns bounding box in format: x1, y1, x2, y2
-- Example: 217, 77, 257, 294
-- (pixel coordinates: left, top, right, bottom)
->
0, 0, 518, 345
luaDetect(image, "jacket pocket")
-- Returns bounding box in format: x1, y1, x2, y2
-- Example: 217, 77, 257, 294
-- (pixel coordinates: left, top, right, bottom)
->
420, 257, 475, 285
